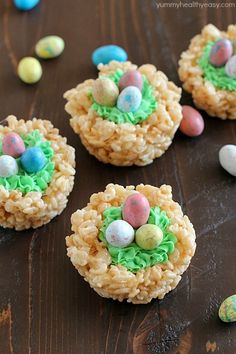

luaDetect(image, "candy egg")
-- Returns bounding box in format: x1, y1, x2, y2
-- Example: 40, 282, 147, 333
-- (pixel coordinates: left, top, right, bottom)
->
92, 45, 128, 66
219, 144, 236, 176
117, 86, 142, 113
35, 35, 65, 59
219, 295, 236, 322
119, 70, 143, 92
105, 220, 134, 248
209, 39, 233, 67
2, 132, 25, 158
20, 147, 46, 173
232, 39, 236, 55
122, 193, 150, 229
14, 0, 40, 10
92, 78, 119, 107
179, 105, 204, 137
0, 155, 18, 177
17, 57, 42, 84
225, 55, 236, 78
135, 224, 163, 250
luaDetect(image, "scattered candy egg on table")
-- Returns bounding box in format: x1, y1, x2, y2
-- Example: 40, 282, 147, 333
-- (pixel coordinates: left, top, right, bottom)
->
119, 70, 143, 92
219, 144, 236, 176
17, 57, 42, 84
35, 35, 65, 59
117, 86, 142, 113
135, 224, 163, 251
209, 39, 233, 67
122, 193, 150, 229
92, 78, 119, 106
20, 147, 46, 173
14, 0, 40, 10
2, 132, 25, 158
219, 294, 236, 323
0, 155, 18, 177
105, 220, 135, 248
179, 105, 204, 137
225, 55, 236, 78
92, 45, 128, 66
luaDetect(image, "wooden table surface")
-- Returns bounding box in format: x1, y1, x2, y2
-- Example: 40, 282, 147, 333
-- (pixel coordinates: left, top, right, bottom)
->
0, 1, 236, 353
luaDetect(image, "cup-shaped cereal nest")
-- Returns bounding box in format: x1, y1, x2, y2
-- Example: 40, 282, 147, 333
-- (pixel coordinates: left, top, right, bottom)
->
0, 115, 75, 230
66, 184, 196, 304
64, 61, 182, 166
179, 24, 236, 119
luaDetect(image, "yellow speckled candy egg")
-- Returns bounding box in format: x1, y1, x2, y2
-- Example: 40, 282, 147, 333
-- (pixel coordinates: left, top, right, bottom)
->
219, 294, 236, 322
35, 35, 65, 59
92, 78, 119, 107
17, 57, 42, 84
135, 224, 163, 250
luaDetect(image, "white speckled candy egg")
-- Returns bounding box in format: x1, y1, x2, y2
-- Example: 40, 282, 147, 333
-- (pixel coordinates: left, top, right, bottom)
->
35, 35, 65, 59
117, 86, 142, 113
219, 144, 236, 176
0, 155, 18, 177
2, 132, 25, 158
105, 220, 134, 248
225, 55, 236, 78
92, 78, 119, 107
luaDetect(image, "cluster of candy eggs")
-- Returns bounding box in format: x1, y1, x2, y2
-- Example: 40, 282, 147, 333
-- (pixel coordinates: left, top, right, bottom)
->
105, 193, 164, 251
0, 132, 46, 178
209, 38, 236, 77
92, 70, 143, 113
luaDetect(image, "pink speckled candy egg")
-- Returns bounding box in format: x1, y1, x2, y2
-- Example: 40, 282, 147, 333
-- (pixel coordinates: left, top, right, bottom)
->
119, 70, 143, 92
209, 39, 233, 67
2, 132, 25, 158
122, 193, 150, 229
180, 106, 204, 137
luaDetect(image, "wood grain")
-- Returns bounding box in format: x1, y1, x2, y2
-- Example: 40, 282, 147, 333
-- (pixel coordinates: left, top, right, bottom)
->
0, 0, 236, 353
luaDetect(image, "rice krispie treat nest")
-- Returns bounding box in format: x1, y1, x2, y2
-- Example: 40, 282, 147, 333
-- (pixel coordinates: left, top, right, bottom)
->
0, 115, 75, 230
179, 24, 236, 119
66, 184, 196, 304
64, 61, 182, 166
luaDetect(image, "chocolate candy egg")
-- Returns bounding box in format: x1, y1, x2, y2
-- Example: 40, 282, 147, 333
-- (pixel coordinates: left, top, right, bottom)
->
119, 70, 143, 92
17, 57, 42, 84
225, 55, 236, 78
209, 39, 233, 67
20, 147, 46, 173
179, 105, 204, 137
14, 0, 40, 10
219, 144, 236, 176
105, 220, 134, 248
92, 45, 128, 66
219, 295, 236, 323
135, 224, 163, 250
35, 35, 65, 59
122, 193, 150, 229
92, 78, 119, 107
117, 86, 142, 113
2, 132, 25, 158
0, 155, 18, 177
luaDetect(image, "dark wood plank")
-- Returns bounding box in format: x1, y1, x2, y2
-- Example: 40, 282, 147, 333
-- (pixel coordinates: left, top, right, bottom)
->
0, 0, 236, 353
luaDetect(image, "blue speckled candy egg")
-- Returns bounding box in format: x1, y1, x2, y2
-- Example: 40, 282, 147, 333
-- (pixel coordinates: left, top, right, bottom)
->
117, 86, 142, 113
0, 155, 18, 177
14, 0, 40, 11
92, 45, 127, 66
20, 147, 46, 173
219, 294, 236, 322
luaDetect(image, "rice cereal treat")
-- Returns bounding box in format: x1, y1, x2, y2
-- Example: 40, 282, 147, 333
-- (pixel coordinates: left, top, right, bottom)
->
64, 61, 182, 166
0, 115, 75, 230
66, 184, 196, 304
179, 24, 236, 119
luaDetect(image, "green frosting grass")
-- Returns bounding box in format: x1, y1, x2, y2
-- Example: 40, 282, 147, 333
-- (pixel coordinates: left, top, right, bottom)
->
91, 69, 157, 124
199, 41, 236, 90
0, 130, 54, 194
99, 206, 177, 273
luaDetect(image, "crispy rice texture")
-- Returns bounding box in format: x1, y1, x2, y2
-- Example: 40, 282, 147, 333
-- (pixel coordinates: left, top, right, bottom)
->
179, 24, 236, 119
66, 184, 196, 304
0, 115, 75, 230
64, 61, 182, 166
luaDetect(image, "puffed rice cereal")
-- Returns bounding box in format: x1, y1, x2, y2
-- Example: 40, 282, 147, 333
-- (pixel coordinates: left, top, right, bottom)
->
66, 184, 196, 304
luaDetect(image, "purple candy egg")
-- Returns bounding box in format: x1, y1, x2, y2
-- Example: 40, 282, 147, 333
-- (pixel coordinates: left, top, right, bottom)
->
2, 132, 25, 158
209, 39, 233, 67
